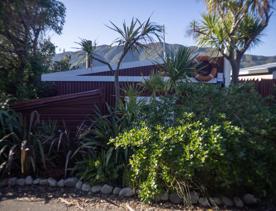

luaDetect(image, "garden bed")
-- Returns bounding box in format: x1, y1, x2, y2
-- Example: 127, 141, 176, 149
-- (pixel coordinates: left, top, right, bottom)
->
1, 84, 276, 210
0, 185, 268, 211
0, 176, 272, 211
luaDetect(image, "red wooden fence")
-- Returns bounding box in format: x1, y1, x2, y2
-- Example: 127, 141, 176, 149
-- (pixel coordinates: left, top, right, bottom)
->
12, 89, 105, 131
54, 81, 143, 107
240, 79, 276, 97
12, 79, 275, 133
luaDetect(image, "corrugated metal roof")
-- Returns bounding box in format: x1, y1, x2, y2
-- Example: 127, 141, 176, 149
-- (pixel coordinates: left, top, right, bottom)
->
42, 60, 162, 81
240, 62, 276, 75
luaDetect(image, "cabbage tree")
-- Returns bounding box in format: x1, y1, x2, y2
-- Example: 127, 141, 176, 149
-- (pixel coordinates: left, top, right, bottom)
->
75, 39, 96, 69
77, 18, 162, 108
191, 0, 273, 84
160, 47, 196, 92
108, 17, 162, 107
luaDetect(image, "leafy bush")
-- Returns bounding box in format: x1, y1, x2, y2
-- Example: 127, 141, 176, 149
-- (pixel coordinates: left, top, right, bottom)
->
72, 104, 136, 186
0, 105, 86, 178
176, 83, 276, 150
0, 110, 45, 176
0, 94, 136, 181
112, 112, 276, 202
74, 147, 130, 186
109, 84, 276, 202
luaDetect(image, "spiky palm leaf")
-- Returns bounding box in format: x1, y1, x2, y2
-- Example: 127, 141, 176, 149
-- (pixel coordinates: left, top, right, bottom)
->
163, 47, 197, 81
204, 0, 274, 17
192, 12, 266, 52
157, 47, 197, 93
108, 17, 162, 55
143, 73, 166, 96
75, 39, 96, 55
107, 17, 162, 107
191, 0, 273, 83
75, 39, 97, 68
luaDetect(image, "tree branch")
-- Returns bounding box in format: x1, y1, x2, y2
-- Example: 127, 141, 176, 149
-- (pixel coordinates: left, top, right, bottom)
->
92, 55, 113, 72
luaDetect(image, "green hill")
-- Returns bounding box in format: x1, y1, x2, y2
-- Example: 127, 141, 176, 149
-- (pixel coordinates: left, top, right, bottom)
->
53, 43, 276, 69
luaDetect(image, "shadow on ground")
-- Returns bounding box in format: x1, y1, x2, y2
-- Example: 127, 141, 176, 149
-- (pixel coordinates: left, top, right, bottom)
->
0, 186, 272, 211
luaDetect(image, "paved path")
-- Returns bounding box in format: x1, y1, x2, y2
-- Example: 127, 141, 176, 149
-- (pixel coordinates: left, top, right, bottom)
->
0, 190, 184, 211
0, 197, 183, 211
0, 187, 264, 211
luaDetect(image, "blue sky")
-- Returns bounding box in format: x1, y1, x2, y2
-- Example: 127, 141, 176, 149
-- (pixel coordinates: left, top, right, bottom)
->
51, 0, 276, 56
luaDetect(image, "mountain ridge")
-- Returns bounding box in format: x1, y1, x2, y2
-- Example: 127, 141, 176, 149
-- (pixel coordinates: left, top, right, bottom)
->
53, 43, 276, 69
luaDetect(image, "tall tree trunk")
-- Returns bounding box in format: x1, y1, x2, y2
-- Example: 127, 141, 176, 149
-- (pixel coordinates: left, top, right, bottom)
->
114, 51, 127, 110
230, 59, 241, 84
17, 58, 26, 89
85, 53, 91, 69
114, 68, 120, 109
18, 62, 25, 82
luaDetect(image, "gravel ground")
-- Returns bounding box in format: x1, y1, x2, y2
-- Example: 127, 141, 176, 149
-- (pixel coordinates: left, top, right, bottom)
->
0, 186, 270, 211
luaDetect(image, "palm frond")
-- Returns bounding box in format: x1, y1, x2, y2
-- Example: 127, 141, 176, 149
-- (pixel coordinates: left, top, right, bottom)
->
107, 17, 162, 56
162, 47, 197, 83
75, 39, 96, 55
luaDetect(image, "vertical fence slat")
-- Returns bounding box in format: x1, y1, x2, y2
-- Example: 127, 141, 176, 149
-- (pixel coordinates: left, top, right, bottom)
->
239, 79, 276, 97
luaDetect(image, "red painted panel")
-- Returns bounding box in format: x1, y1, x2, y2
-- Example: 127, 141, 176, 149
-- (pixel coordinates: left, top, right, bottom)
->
12, 89, 105, 131
54, 81, 143, 107
239, 79, 276, 97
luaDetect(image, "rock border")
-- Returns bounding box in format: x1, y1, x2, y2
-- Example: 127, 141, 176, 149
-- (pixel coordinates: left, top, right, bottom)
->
0, 176, 258, 208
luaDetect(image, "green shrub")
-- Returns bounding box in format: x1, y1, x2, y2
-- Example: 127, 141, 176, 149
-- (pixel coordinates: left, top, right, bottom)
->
0, 110, 45, 176
111, 112, 276, 202
177, 83, 272, 133
109, 84, 276, 202
72, 104, 135, 186
74, 147, 130, 186
0, 106, 85, 178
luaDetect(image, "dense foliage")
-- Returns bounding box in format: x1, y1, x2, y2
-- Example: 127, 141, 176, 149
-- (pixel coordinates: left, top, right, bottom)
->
72, 103, 140, 186
0, 0, 65, 98
0, 1, 275, 205
1, 73, 275, 203
110, 84, 276, 202
191, 0, 274, 83
0, 102, 88, 178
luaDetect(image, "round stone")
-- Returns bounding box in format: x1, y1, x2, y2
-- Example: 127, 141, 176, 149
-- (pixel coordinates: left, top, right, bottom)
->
48, 178, 57, 187
8, 177, 17, 186
33, 178, 40, 185
157, 192, 169, 202
75, 181, 83, 189
113, 187, 121, 195
91, 185, 102, 193
209, 197, 222, 206
221, 196, 233, 207
189, 191, 199, 204
64, 177, 78, 187
16, 178, 25, 186
118, 187, 135, 197
101, 184, 113, 194
169, 192, 182, 204
25, 176, 33, 185
81, 183, 91, 192
57, 179, 65, 187
243, 193, 258, 205
39, 179, 48, 186
198, 197, 210, 207
233, 197, 244, 208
